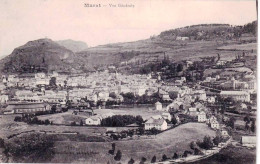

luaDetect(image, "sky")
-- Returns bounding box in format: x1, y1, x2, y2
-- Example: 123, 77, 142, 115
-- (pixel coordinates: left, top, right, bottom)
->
0, 0, 257, 57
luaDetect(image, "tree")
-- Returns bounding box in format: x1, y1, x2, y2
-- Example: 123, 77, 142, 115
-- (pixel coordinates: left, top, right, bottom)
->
0, 138, 4, 148
171, 116, 178, 125
197, 136, 214, 150
189, 141, 197, 150
172, 153, 178, 159
227, 117, 236, 129
183, 150, 192, 157
51, 105, 57, 113
49, 77, 57, 87
251, 120, 255, 133
70, 121, 76, 126
114, 150, 122, 161
213, 135, 222, 146
128, 158, 135, 164
14, 116, 22, 122
112, 143, 116, 150
177, 64, 183, 72
44, 119, 50, 125
194, 148, 203, 155
136, 115, 144, 126
139, 157, 146, 164
80, 120, 84, 126
109, 92, 117, 99
202, 136, 214, 150
245, 122, 250, 132
151, 155, 156, 163
162, 154, 168, 161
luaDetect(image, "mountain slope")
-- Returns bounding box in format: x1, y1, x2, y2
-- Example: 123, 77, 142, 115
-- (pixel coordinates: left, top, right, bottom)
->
56, 39, 88, 52
0, 38, 76, 73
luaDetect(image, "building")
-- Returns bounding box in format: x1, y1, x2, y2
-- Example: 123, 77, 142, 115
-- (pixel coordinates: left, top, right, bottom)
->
176, 36, 189, 41
162, 112, 172, 121
0, 95, 8, 103
207, 97, 215, 104
4, 102, 51, 114
241, 136, 256, 147
155, 101, 163, 111
145, 117, 167, 131
188, 107, 198, 116
221, 129, 229, 138
198, 111, 207, 122
220, 91, 250, 102
211, 120, 220, 129
85, 116, 102, 125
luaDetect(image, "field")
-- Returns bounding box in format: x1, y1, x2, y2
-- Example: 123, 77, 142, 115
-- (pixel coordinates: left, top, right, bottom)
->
217, 43, 257, 51
37, 107, 166, 125
37, 111, 89, 125
51, 123, 216, 164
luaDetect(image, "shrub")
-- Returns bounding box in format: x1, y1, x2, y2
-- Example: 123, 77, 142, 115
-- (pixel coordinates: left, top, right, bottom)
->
128, 158, 135, 164
114, 150, 122, 161
172, 153, 178, 159
151, 156, 156, 163
162, 154, 168, 161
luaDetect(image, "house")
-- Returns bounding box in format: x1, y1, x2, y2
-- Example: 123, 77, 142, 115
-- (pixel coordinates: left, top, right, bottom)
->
4, 102, 51, 114
207, 97, 215, 104
211, 120, 220, 129
158, 89, 171, 101
162, 112, 172, 121
176, 36, 189, 41
220, 129, 229, 137
155, 101, 163, 111
198, 111, 207, 122
145, 117, 167, 131
85, 116, 102, 125
207, 115, 217, 124
220, 91, 250, 102
188, 107, 198, 116
241, 136, 256, 147
166, 101, 183, 111
0, 95, 8, 103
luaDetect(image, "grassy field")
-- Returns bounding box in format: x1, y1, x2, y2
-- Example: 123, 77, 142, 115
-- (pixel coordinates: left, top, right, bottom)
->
51, 123, 216, 164
37, 111, 89, 125
36, 107, 164, 125
217, 43, 257, 51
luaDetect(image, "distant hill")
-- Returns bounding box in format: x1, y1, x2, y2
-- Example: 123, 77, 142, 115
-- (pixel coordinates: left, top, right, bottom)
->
56, 39, 88, 52
0, 38, 76, 74
0, 21, 257, 74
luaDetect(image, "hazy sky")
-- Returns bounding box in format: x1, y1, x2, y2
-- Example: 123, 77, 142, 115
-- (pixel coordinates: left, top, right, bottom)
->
0, 0, 257, 57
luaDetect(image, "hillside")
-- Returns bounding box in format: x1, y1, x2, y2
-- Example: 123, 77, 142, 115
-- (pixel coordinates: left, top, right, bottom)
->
56, 39, 88, 52
0, 21, 257, 74
0, 39, 76, 74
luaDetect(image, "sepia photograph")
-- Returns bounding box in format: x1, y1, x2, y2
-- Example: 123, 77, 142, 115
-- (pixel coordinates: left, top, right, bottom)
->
0, 0, 257, 163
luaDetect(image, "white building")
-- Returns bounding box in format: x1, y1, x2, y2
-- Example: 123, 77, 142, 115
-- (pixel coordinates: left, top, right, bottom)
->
162, 112, 172, 121
241, 136, 256, 147
220, 91, 250, 102
155, 101, 163, 111
85, 116, 102, 125
198, 111, 207, 122
211, 120, 220, 129
145, 117, 167, 131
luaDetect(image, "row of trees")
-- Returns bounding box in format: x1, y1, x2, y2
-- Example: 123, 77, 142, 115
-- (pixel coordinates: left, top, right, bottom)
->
14, 115, 52, 125
101, 115, 144, 127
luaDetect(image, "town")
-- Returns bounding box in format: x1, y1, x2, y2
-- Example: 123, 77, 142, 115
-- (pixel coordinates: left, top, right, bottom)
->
0, 47, 257, 163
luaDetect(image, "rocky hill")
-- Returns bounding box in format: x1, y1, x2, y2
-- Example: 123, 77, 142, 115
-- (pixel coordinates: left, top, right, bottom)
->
56, 39, 88, 52
0, 39, 76, 74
